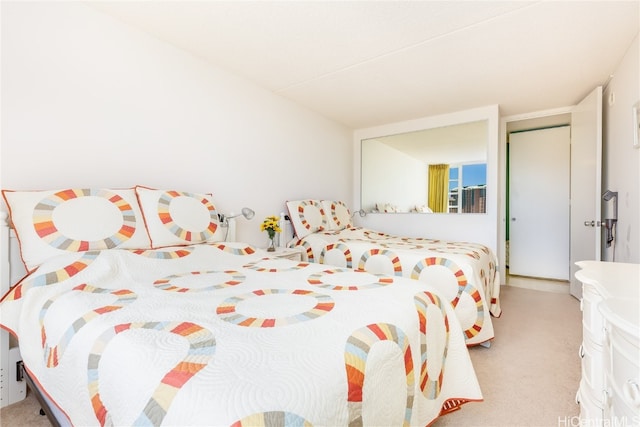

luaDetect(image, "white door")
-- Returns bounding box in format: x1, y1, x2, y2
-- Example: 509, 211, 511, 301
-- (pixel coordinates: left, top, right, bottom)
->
509, 126, 570, 280
569, 87, 603, 299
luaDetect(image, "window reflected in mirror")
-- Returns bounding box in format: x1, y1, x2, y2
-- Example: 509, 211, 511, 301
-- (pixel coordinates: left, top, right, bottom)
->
361, 120, 487, 214
448, 163, 486, 213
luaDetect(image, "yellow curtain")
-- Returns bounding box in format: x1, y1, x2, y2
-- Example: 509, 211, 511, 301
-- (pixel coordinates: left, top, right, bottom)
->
428, 164, 449, 213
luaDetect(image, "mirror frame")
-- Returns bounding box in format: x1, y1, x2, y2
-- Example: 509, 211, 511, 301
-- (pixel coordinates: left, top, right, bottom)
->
353, 105, 500, 256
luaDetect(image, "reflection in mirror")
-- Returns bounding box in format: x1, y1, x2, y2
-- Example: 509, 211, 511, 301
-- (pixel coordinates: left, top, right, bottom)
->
361, 120, 487, 214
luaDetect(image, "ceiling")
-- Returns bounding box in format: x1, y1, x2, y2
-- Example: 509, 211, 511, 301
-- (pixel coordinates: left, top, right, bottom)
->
90, 1, 639, 129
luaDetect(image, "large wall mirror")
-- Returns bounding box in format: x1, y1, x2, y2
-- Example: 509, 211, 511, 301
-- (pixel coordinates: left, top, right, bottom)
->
353, 105, 499, 260
361, 120, 488, 214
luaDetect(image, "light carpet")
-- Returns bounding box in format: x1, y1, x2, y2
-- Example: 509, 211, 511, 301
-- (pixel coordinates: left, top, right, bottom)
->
435, 284, 582, 426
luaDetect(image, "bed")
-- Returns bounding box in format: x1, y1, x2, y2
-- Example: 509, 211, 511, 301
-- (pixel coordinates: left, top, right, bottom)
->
285, 200, 502, 347
0, 187, 482, 426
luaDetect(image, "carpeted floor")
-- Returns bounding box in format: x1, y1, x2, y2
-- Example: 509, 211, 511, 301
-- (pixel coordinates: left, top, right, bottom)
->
435, 284, 582, 426
0, 284, 582, 427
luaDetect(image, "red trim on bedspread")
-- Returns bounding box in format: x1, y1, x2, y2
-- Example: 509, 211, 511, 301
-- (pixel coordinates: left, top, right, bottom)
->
425, 396, 483, 426
24, 364, 74, 425
439, 397, 475, 415
491, 297, 503, 318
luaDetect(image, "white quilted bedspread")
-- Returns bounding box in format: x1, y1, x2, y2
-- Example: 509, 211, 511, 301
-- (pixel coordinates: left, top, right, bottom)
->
292, 227, 502, 346
0, 242, 482, 426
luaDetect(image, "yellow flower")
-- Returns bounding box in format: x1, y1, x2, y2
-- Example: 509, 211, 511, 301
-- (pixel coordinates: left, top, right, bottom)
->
261, 216, 282, 238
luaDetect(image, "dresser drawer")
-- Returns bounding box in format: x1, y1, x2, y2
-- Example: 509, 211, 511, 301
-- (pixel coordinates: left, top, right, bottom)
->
582, 284, 605, 345
581, 334, 604, 397
608, 327, 640, 411
578, 379, 604, 424
605, 384, 640, 426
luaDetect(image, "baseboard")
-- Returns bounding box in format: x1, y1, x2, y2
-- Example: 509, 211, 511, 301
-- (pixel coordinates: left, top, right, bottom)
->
506, 274, 570, 294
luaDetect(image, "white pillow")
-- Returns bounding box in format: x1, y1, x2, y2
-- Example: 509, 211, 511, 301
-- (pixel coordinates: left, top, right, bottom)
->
322, 200, 352, 231
2, 188, 151, 271
135, 187, 226, 248
377, 203, 399, 213
285, 200, 328, 239
414, 204, 433, 213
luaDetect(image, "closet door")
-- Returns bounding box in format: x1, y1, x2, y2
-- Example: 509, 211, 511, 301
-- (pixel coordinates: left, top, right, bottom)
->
509, 126, 570, 280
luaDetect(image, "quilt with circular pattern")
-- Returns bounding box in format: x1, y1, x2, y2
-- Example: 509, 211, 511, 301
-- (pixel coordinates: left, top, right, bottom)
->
291, 226, 502, 346
0, 243, 482, 426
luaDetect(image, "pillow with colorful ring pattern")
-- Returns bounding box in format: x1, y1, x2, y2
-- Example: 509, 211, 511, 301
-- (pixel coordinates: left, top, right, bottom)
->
285, 199, 327, 239
135, 186, 226, 248
321, 200, 352, 231
2, 187, 151, 271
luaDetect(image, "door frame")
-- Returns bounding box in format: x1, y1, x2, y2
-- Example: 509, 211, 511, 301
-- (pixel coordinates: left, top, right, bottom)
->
498, 106, 574, 283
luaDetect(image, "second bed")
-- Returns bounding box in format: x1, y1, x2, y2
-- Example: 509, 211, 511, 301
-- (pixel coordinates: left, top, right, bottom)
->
285, 199, 502, 347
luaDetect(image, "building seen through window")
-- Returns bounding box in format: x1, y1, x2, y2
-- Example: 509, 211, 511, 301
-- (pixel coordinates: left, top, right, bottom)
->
449, 163, 486, 213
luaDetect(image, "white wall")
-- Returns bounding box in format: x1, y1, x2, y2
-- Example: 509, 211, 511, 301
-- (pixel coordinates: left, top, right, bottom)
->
602, 34, 640, 263
0, 2, 352, 246
361, 139, 426, 212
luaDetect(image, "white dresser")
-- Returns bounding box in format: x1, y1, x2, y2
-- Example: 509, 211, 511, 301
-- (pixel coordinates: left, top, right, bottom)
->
574, 261, 640, 426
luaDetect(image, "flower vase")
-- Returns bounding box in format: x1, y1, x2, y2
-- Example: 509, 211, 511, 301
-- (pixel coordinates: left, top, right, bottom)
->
267, 235, 276, 252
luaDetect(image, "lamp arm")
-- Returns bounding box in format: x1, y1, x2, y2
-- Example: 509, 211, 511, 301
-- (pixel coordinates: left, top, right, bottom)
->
225, 216, 238, 241
220, 207, 255, 228
219, 207, 254, 241
351, 209, 366, 219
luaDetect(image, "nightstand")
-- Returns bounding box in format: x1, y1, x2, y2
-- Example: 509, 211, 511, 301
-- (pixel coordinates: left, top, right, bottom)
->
268, 247, 303, 262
